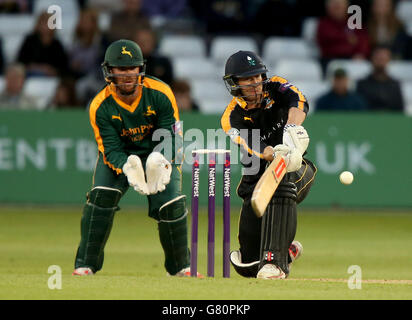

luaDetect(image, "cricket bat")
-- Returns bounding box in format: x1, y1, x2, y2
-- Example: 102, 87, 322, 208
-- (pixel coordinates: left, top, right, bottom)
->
251, 154, 288, 218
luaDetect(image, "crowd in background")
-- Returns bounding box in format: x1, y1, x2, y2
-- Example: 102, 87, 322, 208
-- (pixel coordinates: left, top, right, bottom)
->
0, 0, 411, 113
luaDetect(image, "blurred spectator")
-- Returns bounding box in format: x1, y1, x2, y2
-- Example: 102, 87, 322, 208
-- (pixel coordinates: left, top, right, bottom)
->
356, 45, 404, 111
50, 77, 82, 109
17, 11, 69, 77
0, 63, 37, 109
106, 0, 151, 42
170, 79, 200, 112
141, 0, 187, 18
367, 0, 409, 60
133, 28, 174, 84
69, 8, 103, 79
316, 68, 367, 111
0, 0, 31, 13
317, 0, 370, 72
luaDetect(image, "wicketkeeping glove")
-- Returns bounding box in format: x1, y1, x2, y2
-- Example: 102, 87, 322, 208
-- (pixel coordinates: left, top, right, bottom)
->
145, 152, 172, 195
122, 155, 149, 195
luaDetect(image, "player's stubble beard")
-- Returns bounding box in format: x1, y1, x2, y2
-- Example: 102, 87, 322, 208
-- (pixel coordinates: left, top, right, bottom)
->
114, 76, 141, 98
242, 85, 263, 109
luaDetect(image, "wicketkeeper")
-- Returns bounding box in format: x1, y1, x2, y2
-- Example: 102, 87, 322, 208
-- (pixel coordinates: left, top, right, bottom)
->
221, 51, 317, 279
73, 39, 198, 277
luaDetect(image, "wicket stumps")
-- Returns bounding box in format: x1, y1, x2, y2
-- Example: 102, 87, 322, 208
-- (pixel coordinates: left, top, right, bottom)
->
190, 149, 231, 278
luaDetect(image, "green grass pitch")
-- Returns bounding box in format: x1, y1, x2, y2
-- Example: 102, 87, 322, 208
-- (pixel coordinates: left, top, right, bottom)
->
0, 206, 411, 300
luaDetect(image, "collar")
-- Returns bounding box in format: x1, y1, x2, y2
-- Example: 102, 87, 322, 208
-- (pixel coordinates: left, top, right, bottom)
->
235, 92, 269, 110
109, 82, 143, 113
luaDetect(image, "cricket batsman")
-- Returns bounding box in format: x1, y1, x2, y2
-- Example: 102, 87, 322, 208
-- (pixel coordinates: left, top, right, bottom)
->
73, 39, 198, 277
221, 51, 317, 279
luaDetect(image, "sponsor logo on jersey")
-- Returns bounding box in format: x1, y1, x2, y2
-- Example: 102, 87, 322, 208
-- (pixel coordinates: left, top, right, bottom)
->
243, 116, 254, 123
120, 124, 154, 142
112, 114, 122, 121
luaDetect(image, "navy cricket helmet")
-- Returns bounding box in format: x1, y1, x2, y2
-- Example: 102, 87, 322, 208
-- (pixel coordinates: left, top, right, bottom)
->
223, 51, 269, 97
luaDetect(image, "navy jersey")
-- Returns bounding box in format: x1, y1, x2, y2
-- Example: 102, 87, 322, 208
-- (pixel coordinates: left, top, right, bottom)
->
221, 75, 309, 191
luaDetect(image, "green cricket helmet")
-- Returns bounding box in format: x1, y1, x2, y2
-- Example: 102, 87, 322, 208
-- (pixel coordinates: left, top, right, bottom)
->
102, 39, 146, 83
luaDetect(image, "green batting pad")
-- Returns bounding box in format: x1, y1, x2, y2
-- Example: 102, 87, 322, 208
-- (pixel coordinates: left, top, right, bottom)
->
157, 215, 190, 275
74, 203, 116, 272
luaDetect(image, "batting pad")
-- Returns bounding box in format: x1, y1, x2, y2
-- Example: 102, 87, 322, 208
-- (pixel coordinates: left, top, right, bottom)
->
158, 195, 190, 275
259, 180, 297, 275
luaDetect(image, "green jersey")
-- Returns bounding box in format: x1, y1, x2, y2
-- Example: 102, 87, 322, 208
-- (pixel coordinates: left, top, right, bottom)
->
89, 76, 181, 174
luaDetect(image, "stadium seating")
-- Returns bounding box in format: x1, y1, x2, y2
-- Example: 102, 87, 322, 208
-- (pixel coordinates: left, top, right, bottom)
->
98, 11, 111, 32
2, 34, 25, 64
210, 36, 258, 67
388, 61, 412, 82
158, 35, 206, 58
262, 37, 313, 64
191, 79, 229, 103
407, 21, 412, 37
395, 0, 412, 25
0, 1, 410, 116
172, 57, 219, 81
0, 14, 34, 38
0, 14, 34, 61
401, 82, 412, 116
272, 59, 323, 82
302, 17, 318, 43
292, 80, 330, 112
326, 60, 372, 81
301, 17, 320, 58
22, 77, 59, 110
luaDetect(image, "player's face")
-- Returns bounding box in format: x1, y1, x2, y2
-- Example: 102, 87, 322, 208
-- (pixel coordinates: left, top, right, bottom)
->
111, 67, 141, 95
237, 74, 264, 103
